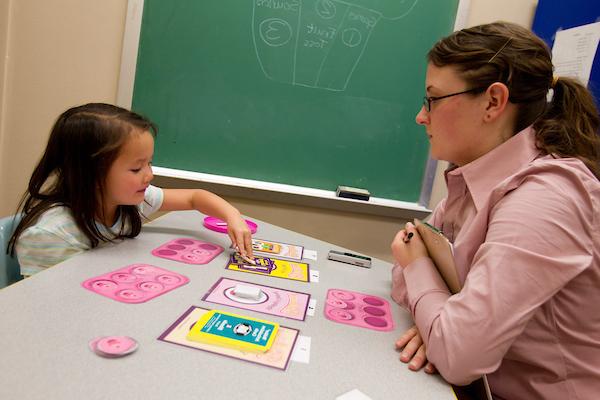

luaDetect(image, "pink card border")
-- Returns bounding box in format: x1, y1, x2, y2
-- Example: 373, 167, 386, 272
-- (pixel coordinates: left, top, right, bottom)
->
251, 237, 305, 260
202, 277, 311, 321
158, 306, 299, 371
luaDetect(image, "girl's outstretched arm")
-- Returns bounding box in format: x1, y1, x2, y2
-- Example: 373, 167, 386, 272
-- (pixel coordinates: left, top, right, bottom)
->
160, 189, 253, 259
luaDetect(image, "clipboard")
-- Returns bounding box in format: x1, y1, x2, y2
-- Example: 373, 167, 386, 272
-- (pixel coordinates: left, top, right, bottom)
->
413, 219, 461, 294
413, 219, 493, 400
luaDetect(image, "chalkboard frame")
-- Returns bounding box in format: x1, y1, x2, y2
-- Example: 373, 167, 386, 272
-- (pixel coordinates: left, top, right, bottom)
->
116, 0, 470, 218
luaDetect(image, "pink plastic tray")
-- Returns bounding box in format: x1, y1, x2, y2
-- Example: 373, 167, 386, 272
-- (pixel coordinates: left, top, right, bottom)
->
324, 289, 395, 331
203, 216, 257, 234
151, 238, 223, 264
82, 264, 189, 304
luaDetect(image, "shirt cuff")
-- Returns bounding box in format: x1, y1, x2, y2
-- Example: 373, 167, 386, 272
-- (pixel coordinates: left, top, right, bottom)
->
404, 257, 451, 338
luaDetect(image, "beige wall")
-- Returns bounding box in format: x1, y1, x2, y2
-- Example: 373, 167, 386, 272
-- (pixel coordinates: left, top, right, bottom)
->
468, 0, 538, 28
0, 0, 11, 198
0, 0, 128, 215
0, 0, 537, 263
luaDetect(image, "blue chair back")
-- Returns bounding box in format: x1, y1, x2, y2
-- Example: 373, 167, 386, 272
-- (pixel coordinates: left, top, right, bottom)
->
0, 215, 22, 288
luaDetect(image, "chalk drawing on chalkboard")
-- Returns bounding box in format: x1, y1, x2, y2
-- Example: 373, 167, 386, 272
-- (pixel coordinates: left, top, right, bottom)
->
336, 0, 420, 20
252, 0, 418, 91
316, 0, 337, 20
259, 18, 294, 47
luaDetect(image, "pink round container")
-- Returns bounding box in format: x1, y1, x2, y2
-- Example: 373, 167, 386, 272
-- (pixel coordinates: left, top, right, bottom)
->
89, 336, 138, 358
203, 216, 257, 234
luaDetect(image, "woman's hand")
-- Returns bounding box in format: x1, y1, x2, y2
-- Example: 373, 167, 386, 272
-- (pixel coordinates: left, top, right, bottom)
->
226, 214, 254, 261
395, 326, 437, 373
391, 222, 429, 268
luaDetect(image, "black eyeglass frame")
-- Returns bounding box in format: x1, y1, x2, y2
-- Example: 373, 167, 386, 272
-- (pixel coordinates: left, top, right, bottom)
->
422, 87, 487, 112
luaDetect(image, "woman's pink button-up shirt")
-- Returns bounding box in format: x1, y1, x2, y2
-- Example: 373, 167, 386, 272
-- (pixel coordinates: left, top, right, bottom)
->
392, 127, 600, 400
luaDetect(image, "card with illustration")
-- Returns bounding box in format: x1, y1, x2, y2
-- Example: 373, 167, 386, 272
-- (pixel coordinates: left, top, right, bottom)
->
226, 254, 310, 282
202, 277, 311, 321
158, 306, 299, 370
186, 309, 279, 353
252, 238, 304, 260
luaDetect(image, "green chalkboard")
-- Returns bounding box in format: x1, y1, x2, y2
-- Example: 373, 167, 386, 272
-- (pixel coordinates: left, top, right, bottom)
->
132, 0, 459, 202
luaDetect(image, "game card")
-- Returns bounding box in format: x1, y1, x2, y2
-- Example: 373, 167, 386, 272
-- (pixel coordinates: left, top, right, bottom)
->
226, 254, 310, 282
158, 306, 299, 370
203, 277, 311, 321
186, 309, 279, 353
252, 238, 304, 260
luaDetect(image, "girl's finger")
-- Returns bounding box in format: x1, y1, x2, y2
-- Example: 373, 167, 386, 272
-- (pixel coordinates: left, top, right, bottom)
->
243, 231, 253, 258
231, 230, 255, 265
228, 233, 239, 251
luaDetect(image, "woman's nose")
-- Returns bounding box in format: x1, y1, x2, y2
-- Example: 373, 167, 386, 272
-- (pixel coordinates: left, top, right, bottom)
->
415, 106, 429, 125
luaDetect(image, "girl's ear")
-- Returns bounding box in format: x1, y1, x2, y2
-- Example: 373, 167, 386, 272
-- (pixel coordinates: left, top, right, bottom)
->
483, 82, 510, 122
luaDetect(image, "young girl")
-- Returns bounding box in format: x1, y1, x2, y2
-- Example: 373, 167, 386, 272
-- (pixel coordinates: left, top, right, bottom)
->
9, 103, 253, 276
391, 22, 600, 399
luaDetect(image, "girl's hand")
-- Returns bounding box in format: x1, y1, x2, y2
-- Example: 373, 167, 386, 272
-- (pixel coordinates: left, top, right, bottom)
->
226, 215, 254, 261
391, 222, 429, 268
395, 326, 437, 374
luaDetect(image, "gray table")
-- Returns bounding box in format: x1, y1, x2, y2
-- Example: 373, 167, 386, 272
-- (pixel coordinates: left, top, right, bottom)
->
0, 211, 454, 400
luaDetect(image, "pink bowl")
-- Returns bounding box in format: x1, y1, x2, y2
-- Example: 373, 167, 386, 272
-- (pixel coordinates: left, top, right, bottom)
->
203, 216, 258, 234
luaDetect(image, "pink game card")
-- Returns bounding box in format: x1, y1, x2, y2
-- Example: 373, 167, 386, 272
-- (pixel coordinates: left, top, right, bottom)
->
158, 306, 299, 371
82, 264, 189, 304
324, 289, 395, 331
151, 238, 223, 264
202, 277, 311, 321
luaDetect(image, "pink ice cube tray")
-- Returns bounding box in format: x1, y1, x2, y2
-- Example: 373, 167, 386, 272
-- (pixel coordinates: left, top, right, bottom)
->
82, 264, 189, 304
151, 238, 224, 264
324, 289, 395, 331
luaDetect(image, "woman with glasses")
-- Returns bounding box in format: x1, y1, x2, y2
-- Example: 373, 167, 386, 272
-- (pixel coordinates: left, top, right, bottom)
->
390, 21, 600, 400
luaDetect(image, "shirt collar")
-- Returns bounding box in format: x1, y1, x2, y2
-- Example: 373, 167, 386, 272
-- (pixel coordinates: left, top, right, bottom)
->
95, 215, 123, 234
445, 126, 543, 212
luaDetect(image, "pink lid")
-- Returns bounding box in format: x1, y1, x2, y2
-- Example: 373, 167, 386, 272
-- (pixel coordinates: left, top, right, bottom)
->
89, 336, 138, 358
203, 216, 258, 234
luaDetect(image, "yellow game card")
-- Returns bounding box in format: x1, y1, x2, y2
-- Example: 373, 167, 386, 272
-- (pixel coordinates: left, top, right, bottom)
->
186, 309, 279, 353
226, 254, 310, 282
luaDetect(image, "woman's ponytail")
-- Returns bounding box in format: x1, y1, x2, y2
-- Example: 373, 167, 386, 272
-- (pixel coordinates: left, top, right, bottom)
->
534, 76, 600, 179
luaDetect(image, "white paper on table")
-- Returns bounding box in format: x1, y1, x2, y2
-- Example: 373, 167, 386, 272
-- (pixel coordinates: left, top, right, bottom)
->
290, 335, 311, 364
303, 249, 317, 260
336, 389, 373, 400
552, 22, 600, 86
306, 298, 317, 316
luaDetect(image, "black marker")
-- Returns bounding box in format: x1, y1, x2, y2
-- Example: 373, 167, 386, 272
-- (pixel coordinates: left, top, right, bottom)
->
403, 232, 414, 243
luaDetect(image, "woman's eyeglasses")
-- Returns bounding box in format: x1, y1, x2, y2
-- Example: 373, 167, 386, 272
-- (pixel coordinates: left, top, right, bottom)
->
422, 87, 486, 112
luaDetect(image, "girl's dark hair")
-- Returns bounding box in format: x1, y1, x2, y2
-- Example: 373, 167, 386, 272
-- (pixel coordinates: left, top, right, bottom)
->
427, 21, 600, 179
8, 103, 157, 255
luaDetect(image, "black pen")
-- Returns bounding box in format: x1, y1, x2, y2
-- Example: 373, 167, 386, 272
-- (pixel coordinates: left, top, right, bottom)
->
403, 232, 414, 243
